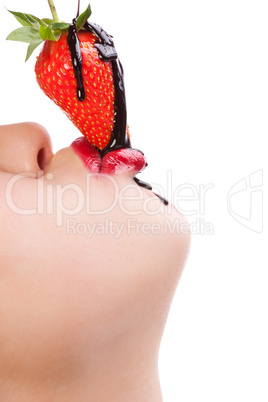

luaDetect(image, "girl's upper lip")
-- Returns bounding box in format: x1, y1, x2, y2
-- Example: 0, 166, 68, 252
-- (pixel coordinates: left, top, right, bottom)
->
71, 137, 147, 175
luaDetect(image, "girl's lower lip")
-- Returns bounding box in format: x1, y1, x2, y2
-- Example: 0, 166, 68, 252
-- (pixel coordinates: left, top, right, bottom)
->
71, 137, 147, 175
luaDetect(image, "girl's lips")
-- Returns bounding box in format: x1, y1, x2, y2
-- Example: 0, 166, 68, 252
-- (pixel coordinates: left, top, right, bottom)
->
71, 137, 147, 175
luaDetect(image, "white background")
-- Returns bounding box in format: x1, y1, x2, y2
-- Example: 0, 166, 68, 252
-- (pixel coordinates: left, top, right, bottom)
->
0, 0, 267, 401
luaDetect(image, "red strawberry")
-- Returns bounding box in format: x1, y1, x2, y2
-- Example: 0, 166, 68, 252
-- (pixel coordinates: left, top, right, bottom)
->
6, 4, 126, 151
35, 30, 115, 150
6, 1, 167, 204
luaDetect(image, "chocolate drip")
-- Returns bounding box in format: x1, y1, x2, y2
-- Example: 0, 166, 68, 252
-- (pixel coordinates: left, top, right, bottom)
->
66, 20, 168, 205
67, 20, 85, 101
84, 21, 130, 157
134, 178, 169, 205
153, 193, 169, 206
133, 177, 153, 191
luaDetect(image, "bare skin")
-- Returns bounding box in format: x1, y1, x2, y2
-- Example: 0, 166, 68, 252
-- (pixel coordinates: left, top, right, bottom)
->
0, 122, 190, 401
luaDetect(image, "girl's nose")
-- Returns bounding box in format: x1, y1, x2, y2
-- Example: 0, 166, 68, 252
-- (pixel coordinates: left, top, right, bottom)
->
0, 122, 54, 177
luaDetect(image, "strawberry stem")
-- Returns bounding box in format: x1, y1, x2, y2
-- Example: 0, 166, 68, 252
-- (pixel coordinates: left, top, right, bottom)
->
76, 0, 81, 18
48, 0, 60, 22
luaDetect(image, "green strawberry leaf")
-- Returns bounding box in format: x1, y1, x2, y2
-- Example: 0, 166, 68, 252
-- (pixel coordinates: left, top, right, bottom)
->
39, 24, 57, 41
27, 14, 44, 28
25, 39, 43, 61
76, 4, 92, 31
50, 22, 69, 31
6, 4, 95, 61
8, 10, 42, 29
6, 26, 40, 43
52, 31, 62, 41
42, 18, 55, 25
8, 10, 32, 27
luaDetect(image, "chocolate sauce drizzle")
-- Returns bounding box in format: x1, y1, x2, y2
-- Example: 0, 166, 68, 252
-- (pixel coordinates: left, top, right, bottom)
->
67, 20, 168, 206
84, 21, 130, 157
67, 20, 85, 102
133, 178, 169, 206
